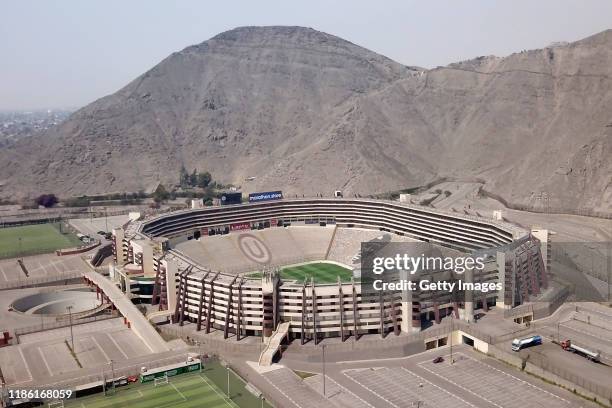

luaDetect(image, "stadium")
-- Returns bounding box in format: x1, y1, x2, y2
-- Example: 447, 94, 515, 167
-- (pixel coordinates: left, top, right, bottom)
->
109, 196, 548, 362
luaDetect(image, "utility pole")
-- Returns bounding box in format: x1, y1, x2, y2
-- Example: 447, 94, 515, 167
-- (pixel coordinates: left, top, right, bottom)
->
66, 305, 74, 351
110, 360, 116, 394
604, 242, 612, 304
196, 341, 202, 372
222, 361, 230, 398
322, 344, 326, 397
450, 313, 454, 365
104, 207, 108, 232
102, 367, 106, 396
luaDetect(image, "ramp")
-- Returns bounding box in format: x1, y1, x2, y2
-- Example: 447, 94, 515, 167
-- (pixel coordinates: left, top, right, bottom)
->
259, 321, 290, 366
82, 270, 170, 352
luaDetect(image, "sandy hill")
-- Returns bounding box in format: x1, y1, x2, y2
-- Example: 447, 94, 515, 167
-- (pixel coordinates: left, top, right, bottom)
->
1, 26, 610, 213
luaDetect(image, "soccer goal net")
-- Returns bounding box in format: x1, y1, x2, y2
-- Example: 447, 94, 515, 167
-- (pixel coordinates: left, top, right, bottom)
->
154, 375, 169, 387
48, 401, 65, 408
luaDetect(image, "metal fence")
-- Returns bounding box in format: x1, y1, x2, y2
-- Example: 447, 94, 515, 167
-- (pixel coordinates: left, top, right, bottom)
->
4, 354, 190, 393
14, 313, 116, 339
0, 271, 83, 291
0, 247, 59, 260
524, 348, 612, 403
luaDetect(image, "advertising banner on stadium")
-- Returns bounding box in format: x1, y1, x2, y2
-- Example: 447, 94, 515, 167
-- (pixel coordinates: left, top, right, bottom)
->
230, 222, 251, 232
221, 192, 242, 206
249, 191, 283, 203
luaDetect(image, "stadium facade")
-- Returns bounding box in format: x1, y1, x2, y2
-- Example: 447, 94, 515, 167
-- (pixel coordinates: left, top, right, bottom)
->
110, 198, 548, 344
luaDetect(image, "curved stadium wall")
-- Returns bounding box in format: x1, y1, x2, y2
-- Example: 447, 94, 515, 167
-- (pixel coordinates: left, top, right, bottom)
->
112, 198, 546, 341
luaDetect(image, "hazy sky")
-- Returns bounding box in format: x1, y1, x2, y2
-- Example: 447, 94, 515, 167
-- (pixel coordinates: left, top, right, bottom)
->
2, 0, 612, 110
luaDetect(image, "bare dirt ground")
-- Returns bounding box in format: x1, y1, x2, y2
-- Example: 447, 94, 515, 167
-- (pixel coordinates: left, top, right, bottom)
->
412, 181, 612, 242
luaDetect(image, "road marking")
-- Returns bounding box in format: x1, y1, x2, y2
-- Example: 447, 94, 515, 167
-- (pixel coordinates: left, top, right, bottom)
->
170, 382, 186, 400
38, 346, 53, 376
400, 367, 476, 408
417, 352, 570, 405
464, 353, 570, 404
0, 264, 8, 281
258, 372, 304, 408
324, 375, 374, 408
417, 361, 503, 408
51, 260, 63, 274
5, 347, 32, 384
91, 335, 111, 362
106, 332, 129, 359
342, 370, 400, 408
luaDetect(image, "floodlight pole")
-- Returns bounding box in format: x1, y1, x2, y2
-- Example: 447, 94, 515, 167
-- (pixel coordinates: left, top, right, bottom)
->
110, 359, 116, 394
66, 305, 74, 351
226, 364, 230, 398
102, 367, 106, 395
104, 207, 108, 232
450, 313, 454, 365
196, 341, 202, 372
322, 344, 326, 397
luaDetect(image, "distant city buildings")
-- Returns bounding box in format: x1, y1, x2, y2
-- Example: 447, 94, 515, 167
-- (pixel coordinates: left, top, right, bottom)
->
0, 109, 73, 146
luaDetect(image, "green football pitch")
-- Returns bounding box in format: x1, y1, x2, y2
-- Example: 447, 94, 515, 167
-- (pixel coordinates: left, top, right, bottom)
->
250, 262, 354, 283
63, 372, 257, 408
0, 223, 82, 259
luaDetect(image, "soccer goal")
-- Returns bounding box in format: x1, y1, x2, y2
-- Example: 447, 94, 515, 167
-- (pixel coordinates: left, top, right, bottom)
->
154, 375, 169, 387
48, 401, 65, 408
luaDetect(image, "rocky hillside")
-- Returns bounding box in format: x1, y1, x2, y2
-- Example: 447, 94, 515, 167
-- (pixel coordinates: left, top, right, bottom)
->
0, 26, 610, 213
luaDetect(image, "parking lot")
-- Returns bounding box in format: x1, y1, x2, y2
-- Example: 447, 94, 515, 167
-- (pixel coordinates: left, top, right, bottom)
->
273, 345, 601, 408
0, 253, 86, 287
69, 215, 129, 238
0, 318, 152, 385
344, 366, 475, 408
417, 352, 570, 408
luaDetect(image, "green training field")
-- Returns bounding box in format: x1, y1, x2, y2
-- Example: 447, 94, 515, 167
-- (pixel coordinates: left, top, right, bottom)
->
63, 363, 271, 408
250, 262, 354, 283
0, 223, 82, 259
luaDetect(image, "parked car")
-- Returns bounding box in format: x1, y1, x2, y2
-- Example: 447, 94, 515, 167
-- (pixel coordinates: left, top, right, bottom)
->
97, 230, 106, 236
433, 356, 444, 364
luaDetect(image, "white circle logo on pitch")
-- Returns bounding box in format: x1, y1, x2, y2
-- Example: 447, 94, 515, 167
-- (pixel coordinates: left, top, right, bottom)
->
238, 234, 271, 264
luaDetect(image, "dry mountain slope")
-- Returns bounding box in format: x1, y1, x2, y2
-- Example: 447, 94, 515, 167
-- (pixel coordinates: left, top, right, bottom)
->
0, 26, 610, 213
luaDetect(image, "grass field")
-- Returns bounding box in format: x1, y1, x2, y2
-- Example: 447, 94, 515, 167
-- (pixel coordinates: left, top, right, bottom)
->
63, 362, 271, 408
250, 262, 354, 283
0, 223, 82, 259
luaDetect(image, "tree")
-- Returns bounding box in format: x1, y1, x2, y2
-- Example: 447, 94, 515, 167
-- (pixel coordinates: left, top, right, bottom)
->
197, 171, 212, 188
153, 184, 170, 203
36, 194, 58, 208
189, 169, 198, 187
179, 166, 189, 187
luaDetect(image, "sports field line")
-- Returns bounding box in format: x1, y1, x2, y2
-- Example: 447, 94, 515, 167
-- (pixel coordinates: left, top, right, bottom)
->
170, 382, 186, 400
68, 374, 217, 408
198, 374, 239, 408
